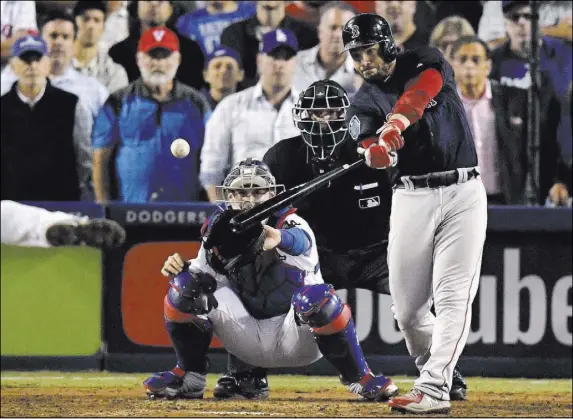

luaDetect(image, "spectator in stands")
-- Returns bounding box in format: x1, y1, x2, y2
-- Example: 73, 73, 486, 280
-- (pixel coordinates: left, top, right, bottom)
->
374, 1, 429, 50
433, 1, 483, 33
477, 1, 507, 50
202, 46, 244, 110
100, 1, 129, 53
1, 35, 92, 202
220, 1, 318, 88
490, 1, 572, 187
286, 1, 376, 25
539, 0, 572, 41
200, 29, 300, 202
109, 0, 205, 90
293, 1, 357, 96
479, 0, 572, 49
177, 0, 255, 56
429, 16, 475, 64
1, 10, 108, 126
452, 35, 561, 205
1, 0, 37, 69
72, 1, 129, 94
92, 27, 211, 204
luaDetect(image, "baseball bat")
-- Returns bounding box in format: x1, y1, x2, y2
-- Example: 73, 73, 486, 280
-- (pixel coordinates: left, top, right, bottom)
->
229, 159, 365, 232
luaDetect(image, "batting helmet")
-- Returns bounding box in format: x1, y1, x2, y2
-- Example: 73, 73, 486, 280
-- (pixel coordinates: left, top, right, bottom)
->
341, 13, 397, 62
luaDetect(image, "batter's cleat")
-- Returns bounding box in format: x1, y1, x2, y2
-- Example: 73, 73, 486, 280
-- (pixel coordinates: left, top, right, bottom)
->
143, 367, 206, 400
46, 218, 126, 249
388, 388, 451, 414
213, 369, 270, 400
349, 373, 399, 402
450, 367, 468, 401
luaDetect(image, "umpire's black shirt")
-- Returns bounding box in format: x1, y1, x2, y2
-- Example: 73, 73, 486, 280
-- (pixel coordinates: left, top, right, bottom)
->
263, 136, 391, 252
347, 46, 478, 181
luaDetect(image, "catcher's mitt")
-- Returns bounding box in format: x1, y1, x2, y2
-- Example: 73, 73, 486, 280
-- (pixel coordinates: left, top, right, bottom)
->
201, 209, 266, 275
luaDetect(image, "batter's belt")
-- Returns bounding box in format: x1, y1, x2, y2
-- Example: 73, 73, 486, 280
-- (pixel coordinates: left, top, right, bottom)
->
395, 167, 480, 190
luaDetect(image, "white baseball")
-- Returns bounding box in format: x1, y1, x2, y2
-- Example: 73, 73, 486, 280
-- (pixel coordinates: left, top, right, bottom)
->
170, 138, 190, 158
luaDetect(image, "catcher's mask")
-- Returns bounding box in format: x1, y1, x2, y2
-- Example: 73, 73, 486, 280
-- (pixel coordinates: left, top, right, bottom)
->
217, 158, 284, 211
292, 80, 350, 173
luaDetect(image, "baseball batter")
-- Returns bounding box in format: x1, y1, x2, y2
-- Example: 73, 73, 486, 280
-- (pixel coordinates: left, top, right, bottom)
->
144, 158, 398, 401
341, 14, 487, 414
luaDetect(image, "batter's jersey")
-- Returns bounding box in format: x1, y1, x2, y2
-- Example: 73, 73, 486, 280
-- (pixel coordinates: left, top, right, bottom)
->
347, 46, 478, 180
190, 211, 323, 320
263, 135, 392, 253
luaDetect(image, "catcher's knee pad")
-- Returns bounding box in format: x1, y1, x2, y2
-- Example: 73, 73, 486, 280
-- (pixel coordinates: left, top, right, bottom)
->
164, 268, 218, 324
291, 284, 351, 333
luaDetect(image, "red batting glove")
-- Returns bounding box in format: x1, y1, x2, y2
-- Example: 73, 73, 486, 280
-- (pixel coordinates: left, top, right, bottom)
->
358, 137, 398, 169
377, 120, 405, 152
366, 145, 394, 169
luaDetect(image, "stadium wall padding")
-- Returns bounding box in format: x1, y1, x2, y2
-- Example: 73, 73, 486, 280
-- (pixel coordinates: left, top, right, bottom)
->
1, 245, 102, 356
1, 202, 571, 377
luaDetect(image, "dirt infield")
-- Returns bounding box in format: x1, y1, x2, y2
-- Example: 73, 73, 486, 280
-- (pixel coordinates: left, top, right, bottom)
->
1, 373, 572, 417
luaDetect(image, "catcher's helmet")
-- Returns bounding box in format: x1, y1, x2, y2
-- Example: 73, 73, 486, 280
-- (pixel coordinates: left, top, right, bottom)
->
292, 80, 350, 172
217, 158, 284, 210
341, 13, 397, 62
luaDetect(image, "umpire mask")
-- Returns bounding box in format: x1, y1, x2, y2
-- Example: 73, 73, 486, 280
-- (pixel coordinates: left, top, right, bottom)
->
292, 80, 350, 173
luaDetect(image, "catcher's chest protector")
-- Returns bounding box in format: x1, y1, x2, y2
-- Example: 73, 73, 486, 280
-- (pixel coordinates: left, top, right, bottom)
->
230, 211, 307, 320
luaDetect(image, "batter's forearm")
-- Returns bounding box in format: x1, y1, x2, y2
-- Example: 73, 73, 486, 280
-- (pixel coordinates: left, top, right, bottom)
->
391, 68, 444, 130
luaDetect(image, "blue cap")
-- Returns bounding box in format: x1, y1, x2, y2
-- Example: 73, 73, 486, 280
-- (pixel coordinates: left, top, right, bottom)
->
12, 35, 47, 58
260, 29, 298, 54
205, 46, 242, 69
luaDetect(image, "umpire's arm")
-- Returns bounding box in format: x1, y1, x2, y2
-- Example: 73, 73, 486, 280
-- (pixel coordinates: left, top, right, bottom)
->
92, 97, 121, 203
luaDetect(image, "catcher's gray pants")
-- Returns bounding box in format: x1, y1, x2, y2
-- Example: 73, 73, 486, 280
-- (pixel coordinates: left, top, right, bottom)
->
388, 176, 487, 401
207, 286, 323, 368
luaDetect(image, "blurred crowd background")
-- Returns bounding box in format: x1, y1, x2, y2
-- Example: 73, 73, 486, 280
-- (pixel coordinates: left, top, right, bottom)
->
1, 0, 571, 207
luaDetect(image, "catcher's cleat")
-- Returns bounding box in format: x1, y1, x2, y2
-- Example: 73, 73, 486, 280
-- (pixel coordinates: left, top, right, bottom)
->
213, 369, 270, 400
46, 218, 126, 249
143, 367, 206, 400
349, 373, 399, 402
450, 366, 468, 401
388, 388, 451, 414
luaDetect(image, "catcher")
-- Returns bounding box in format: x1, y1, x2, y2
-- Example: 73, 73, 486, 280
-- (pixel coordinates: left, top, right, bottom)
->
143, 158, 399, 401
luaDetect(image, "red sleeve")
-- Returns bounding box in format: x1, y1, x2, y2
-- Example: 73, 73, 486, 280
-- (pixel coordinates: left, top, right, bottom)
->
392, 68, 444, 126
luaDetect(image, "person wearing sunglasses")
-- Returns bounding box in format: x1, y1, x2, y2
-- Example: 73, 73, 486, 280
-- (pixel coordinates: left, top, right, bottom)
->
489, 0, 572, 206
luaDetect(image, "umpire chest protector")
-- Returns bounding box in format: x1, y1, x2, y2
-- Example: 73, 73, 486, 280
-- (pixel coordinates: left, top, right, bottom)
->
229, 209, 308, 320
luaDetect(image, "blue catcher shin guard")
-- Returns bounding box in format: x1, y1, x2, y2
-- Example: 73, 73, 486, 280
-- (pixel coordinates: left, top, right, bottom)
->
163, 270, 218, 374
292, 284, 370, 384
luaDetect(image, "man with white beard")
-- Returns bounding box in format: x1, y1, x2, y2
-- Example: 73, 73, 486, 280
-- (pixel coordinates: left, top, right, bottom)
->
92, 26, 211, 204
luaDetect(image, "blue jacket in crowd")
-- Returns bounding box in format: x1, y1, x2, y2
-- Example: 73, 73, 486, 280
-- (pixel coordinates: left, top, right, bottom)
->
176, 2, 256, 56
92, 79, 211, 203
